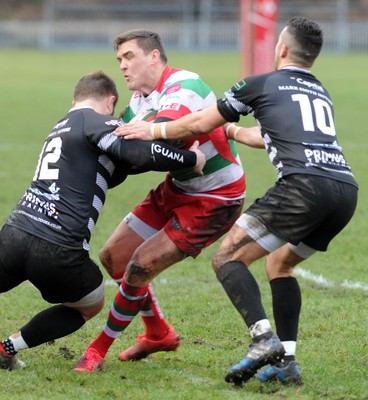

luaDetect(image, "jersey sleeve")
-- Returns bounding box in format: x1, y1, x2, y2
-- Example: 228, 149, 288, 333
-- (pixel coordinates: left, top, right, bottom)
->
83, 110, 197, 172
217, 75, 266, 122
107, 138, 197, 171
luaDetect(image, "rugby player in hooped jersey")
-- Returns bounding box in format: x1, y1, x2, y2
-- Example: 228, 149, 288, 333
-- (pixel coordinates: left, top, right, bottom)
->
74, 29, 264, 372
113, 18, 358, 386
0, 71, 205, 370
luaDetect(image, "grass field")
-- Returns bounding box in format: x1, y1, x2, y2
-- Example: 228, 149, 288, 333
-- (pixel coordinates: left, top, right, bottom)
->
0, 49, 367, 400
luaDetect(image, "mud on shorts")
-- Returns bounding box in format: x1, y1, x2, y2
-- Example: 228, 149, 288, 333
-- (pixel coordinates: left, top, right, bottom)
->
0, 225, 104, 305
237, 174, 358, 255
124, 177, 245, 258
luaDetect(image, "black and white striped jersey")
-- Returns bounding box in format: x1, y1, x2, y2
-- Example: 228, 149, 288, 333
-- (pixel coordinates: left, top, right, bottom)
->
6, 107, 197, 250
217, 67, 358, 188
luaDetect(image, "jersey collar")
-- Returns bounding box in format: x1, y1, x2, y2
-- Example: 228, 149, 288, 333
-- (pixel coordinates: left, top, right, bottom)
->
69, 105, 94, 112
281, 66, 312, 74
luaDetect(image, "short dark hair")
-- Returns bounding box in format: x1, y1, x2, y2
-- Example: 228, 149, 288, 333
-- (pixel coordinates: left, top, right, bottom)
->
286, 17, 323, 67
113, 29, 168, 64
73, 71, 119, 107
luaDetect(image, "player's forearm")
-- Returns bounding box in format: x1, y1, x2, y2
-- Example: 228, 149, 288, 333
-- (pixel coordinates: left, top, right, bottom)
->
152, 105, 225, 140
225, 124, 265, 149
117, 139, 197, 171
112, 105, 225, 141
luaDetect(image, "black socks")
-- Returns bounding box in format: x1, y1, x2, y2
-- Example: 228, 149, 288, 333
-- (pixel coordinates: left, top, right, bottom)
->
20, 305, 85, 348
270, 277, 301, 342
216, 261, 267, 328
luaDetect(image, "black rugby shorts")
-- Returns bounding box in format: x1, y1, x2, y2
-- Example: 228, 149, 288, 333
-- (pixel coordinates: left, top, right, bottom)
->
245, 174, 358, 251
0, 225, 103, 303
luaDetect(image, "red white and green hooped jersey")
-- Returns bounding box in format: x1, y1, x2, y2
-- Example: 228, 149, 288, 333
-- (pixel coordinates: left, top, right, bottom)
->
122, 66, 246, 200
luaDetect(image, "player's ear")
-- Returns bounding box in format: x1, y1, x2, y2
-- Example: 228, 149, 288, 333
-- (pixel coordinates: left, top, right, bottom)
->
107, 95, 116, 116
150, 49, 161, 64
280, 43, 288, 59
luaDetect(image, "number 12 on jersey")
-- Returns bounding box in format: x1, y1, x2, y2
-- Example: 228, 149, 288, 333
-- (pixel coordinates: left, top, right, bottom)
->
33, 137, 62, 181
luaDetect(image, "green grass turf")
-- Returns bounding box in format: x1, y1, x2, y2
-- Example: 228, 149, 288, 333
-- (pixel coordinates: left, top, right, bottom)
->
0, 50, 367, 400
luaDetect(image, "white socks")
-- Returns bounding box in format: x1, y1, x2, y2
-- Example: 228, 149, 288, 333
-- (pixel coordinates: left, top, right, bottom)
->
9, 332, 29, 352
249, 319, 272, 338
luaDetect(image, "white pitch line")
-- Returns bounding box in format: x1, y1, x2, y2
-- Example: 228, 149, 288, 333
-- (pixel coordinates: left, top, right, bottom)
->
294, 267, 368, 292
105, 268, 368, 293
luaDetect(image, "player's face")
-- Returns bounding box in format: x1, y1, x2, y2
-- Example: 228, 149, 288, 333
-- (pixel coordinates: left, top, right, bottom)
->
116, 40, 156, 94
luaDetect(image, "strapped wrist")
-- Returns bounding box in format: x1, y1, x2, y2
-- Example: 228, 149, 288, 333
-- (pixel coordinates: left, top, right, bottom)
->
161, 122, 167, 139
233, 127, 241, 141
151, 122, 167, 140
225, 123, 240, 140
225, 123, 235, 138
150, 123, 156, 139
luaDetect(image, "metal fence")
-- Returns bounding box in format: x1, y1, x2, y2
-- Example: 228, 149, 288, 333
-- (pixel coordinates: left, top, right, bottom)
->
0, 1, 367, 52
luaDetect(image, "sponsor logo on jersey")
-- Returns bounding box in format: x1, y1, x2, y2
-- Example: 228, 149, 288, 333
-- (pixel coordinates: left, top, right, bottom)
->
19, 189, 58, 219
50, 118, 71, 137
165, 94, 181, 101
278, 85, 299, 91
151, 143, 184, 163
234, 80, 247, 90
165, 83, 182, 95
49, 182, 60, 194
304, 148, 347, 166
105, 119, 124, 126
290, 76, 324, 93
53, 119, 69, 130
160, 103, 181, 111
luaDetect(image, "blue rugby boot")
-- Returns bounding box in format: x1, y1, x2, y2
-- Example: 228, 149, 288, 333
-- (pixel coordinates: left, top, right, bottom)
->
255, 359, 303, 385
225, 332, 285, 386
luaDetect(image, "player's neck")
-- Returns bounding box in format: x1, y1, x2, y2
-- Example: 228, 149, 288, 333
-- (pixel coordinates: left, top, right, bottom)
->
279, 61, 311, 71
140, 64, 167, 97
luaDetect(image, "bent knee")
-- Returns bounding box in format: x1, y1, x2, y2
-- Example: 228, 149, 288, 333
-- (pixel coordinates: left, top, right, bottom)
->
266, 263, 294, 281
212, 248, 232, 272
79, 299, 104, 321
63, 280, 105, 321
99, 246, 122, 279
99, 245, 112, 268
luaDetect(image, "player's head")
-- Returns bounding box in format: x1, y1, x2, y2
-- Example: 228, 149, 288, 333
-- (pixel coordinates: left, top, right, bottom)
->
113, 29, 167, 64
274, 17, 323, 70
73, 71, 119, 115
113, 30, 168, 94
